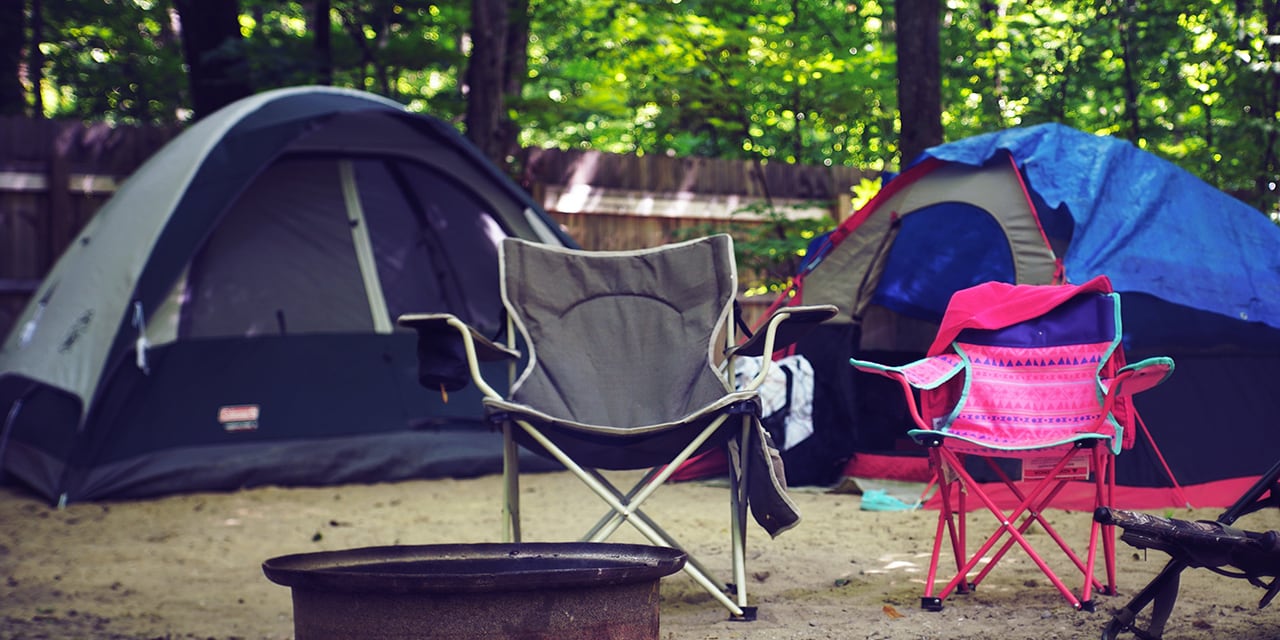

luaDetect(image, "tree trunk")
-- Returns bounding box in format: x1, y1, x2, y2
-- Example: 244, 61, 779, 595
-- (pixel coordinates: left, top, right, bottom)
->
29, 0, 41, 116
335, 6, 376, 93
895, 0, 943, 167
791, 0, 804, 161
1261, 0, 1279, 206
173, 0, 253, 120
500, 0, 529, 169
978, 0, 1006, 126
1051, 33, 1073, 121
465, 0, 511, 170
0, 0, 25, 115
312, 0, 332, 86
1117, 0, 1142, 141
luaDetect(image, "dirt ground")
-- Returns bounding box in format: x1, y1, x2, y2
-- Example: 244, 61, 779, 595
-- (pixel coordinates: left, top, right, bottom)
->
1, 469, 1277, 640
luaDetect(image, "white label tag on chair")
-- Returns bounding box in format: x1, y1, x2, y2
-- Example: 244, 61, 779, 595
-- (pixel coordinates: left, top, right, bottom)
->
1021, 455, 1090, 482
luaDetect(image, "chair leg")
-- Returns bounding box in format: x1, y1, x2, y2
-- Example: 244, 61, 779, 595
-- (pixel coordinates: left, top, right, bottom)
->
1101, 559, 1185, 640
582, 468, 723, 588
966, 450, 1112, 601
922, 454, 963, 610
584, 466, 663, 541
968, 456, 1107, 601
956, 469, 969, 592
1102, 451, 1119, 594
511, 416, 751, 618
502, 422, 521, 542
928, 447, 1087, 609
718, 415, 756, 620
1082, 447, 1119, 608
922, 510, 949, 610
969, 486, 1061, 590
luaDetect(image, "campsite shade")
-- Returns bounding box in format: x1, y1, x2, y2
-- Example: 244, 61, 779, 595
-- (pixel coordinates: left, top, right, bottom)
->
772, 123, 1280, 506
0, 86, 574, 504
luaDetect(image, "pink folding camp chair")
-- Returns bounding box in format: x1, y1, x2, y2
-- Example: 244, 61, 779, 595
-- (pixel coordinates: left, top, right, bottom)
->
851, 276, 1174, 611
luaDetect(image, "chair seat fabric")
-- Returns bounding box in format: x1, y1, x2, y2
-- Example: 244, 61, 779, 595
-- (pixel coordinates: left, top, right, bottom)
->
926, 341, 1114, 454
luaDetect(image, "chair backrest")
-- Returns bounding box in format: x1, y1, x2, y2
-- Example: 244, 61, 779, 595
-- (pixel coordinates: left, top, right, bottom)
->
926, 292, 1135, 451
500, 235, 738, 428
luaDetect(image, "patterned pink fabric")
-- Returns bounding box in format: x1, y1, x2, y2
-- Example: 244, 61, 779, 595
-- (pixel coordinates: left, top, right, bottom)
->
899, 354, 963, 388
937, 342, 1114, 455
919, 278, 1138, 450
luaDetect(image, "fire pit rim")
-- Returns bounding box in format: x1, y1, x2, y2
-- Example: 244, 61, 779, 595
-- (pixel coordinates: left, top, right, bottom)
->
262, 541, 687, 595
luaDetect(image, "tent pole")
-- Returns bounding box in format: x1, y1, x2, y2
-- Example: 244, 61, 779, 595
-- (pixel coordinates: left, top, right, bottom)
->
338, 160, 393, 333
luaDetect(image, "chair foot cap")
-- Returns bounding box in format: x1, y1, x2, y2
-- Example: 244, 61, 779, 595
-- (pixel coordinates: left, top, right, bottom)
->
1079, 600, 1096, 613
921, 597, 944, 612
729, 606, 758, 622
1100, 618, 1131, 640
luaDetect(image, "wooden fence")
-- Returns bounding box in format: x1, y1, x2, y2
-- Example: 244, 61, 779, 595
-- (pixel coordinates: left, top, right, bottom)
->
0, 117, 179, 337
526, 147, 863, 251
0, 117, 868, 336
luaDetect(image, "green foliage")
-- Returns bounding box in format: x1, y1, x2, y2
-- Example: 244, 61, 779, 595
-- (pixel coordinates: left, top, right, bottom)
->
38, 0, 186, 123
676, 200, 834, 294
935, 0, 1279, 212
19, 0, 1279, 216
237, 1, 469, 114
523, 0, 899, 170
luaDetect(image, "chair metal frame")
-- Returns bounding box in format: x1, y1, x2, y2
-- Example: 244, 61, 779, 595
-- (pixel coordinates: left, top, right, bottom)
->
1099, 458, 1280, 639
399, 235, 835, 620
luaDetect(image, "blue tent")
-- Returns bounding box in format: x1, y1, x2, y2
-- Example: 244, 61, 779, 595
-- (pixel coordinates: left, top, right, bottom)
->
777, 123, 1280, 505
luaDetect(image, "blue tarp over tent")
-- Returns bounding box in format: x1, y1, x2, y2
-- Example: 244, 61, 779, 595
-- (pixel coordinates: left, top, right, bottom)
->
857, 123, 1280, 355
924, 123, 1280, 336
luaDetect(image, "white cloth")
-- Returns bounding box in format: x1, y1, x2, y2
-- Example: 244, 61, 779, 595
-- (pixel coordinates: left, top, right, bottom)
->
735, 355, 815, 451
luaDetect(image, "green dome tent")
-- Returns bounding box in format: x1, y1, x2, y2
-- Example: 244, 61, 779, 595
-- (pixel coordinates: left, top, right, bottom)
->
0, 86, 574, 505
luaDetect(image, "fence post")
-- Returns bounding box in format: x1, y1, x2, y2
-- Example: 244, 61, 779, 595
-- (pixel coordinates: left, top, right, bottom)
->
45, 123, 73, 275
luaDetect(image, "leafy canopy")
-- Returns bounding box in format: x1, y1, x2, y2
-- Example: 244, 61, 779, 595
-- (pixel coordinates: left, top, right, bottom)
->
24, 0, 1279, 219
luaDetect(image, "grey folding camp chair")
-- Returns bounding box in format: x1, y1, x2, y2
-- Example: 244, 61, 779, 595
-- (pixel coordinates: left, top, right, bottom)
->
399, 234, 836, 619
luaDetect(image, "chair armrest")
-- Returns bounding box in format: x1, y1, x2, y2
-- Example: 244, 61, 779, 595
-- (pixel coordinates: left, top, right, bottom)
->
728, 304, 839, 358
850, 354, 966, 432
397, 313, 520, 361
396, 313, 518, 399
851, 354, 965, 390
1106, 356, 1175, 397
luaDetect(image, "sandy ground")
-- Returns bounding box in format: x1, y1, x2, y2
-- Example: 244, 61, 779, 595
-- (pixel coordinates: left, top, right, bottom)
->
1, 469, 1278, 640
